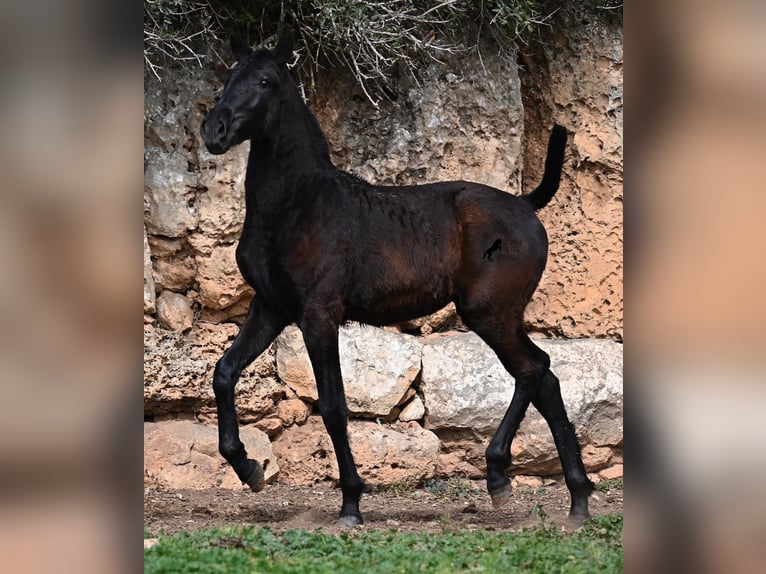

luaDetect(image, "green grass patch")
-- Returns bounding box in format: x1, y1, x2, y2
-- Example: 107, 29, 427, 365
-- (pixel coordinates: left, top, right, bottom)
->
145, 513, 622, 574
594, 478, 623, 492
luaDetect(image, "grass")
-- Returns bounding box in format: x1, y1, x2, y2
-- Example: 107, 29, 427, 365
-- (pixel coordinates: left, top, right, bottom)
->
144, 513, 622, 573
594, 478, 623, 493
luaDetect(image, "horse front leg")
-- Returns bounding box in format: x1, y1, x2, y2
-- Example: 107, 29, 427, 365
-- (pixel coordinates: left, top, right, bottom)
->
214, 296, 287, 490
300, 312, 364, 526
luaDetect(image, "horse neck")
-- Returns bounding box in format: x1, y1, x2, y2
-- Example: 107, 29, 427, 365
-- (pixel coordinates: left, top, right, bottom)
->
244, 78, 332, 223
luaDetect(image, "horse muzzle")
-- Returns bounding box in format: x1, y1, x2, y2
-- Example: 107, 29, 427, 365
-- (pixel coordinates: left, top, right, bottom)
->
200, 107, 234, 154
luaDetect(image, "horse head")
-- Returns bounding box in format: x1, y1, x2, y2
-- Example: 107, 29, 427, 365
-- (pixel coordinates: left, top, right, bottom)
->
201, 32, 294, 154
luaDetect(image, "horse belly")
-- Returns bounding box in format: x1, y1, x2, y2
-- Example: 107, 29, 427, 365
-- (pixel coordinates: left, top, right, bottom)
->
345, 269, 455, 326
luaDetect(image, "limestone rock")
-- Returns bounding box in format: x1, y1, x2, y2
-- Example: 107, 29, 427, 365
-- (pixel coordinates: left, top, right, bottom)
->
144, 149, 199, 237
525, 339, 623, 449
143, 227, 155, 314
275, 325, 422, 417
154, 255, 196, 292
275, 326, 318, 402
144, 420, 278, 489
199, 296, 253, 324
512, 475, 544, 489
437, 450, 485, 480
580, 444, 614, 472
397, 303, 462, 334
272, 416, 440, 487
253, 417, 283, 437
421, 332, 517, 433
398, 396, 425, 422
271, 416, 336, 484
147, 236, 184, 258
435, 435, 486, 480
195, 145, 248, 242
422, 334, 622, 474
143, 322, 281, 421
195, 244, 253, 310
434, 432, 618, 479
339, 325, 422, 416
422, 334, 621, 428
397, 387, 416, 407
156, 291, 194, 332
277, 398, 312, 426
520, 6, 623, 340
599, 464, 623, 481
314, 48, 524, 193
348, 421, 440, 486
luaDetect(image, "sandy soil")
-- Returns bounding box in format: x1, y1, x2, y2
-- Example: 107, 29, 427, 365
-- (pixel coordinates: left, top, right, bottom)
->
144, 478, 623, 536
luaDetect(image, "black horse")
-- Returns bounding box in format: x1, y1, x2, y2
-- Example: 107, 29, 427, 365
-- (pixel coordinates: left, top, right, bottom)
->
200, 31, 594, 526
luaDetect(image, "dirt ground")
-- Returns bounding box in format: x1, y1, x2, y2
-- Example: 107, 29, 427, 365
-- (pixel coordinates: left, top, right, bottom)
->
144, 478, 623, 536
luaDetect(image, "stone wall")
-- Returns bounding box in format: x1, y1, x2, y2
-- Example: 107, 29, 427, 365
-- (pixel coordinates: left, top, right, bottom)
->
519, 8, 624, 340
144, 323, 622, 489
143, 19, 623, 490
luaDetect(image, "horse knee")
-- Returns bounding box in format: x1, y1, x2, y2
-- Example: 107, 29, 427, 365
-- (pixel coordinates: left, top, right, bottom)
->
530, 347, 551, 379
537, 371, 565, 407
485, 443, 510, 468
513, 354, 550, 383
218, 437, 244, 461
212, 356, 239, 394
219, 441, 237, 460
318, 397, 348, 432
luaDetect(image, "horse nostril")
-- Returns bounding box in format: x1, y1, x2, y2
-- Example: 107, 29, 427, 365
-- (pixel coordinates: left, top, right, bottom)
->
215, 119, 227, 139
213, 120, 227, 140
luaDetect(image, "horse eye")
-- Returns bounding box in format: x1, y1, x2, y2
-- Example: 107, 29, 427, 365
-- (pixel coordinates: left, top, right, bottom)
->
260, 79, 270, 87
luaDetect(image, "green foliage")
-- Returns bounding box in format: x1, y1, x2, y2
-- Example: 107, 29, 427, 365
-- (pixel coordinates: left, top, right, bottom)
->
580, 0, 623, 25
145, 513, 623, 573
482, 0, 545, 40
594, 478, 623, 492
144, 1, 621, 103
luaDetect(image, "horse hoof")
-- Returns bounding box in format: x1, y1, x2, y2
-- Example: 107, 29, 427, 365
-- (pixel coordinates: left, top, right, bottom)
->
565, 514, 588, 530
489, 484, 512, 509
243, 459, 265, 492
567, 509, 590, 528
567, 497, 590, 526
336, 514, 364, 527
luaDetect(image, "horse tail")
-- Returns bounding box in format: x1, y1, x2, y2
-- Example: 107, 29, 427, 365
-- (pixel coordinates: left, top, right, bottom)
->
522, 125, 567, 211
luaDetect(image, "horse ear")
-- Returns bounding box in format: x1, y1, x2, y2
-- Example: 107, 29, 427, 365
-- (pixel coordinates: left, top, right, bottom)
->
273, 30, 294, 66
230, 33, 250, 60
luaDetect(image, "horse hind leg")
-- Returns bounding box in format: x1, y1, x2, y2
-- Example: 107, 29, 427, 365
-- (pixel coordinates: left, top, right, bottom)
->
461, 305, 593, 520
490, 338, 593, 521
456, 295, 535, 501
531, 368, 595, 521
469, 322, 547, 509
485, 378, 534, 509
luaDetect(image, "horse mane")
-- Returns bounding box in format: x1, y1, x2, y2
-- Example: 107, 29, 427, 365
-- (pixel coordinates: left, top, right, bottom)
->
278, 70, 333, 166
